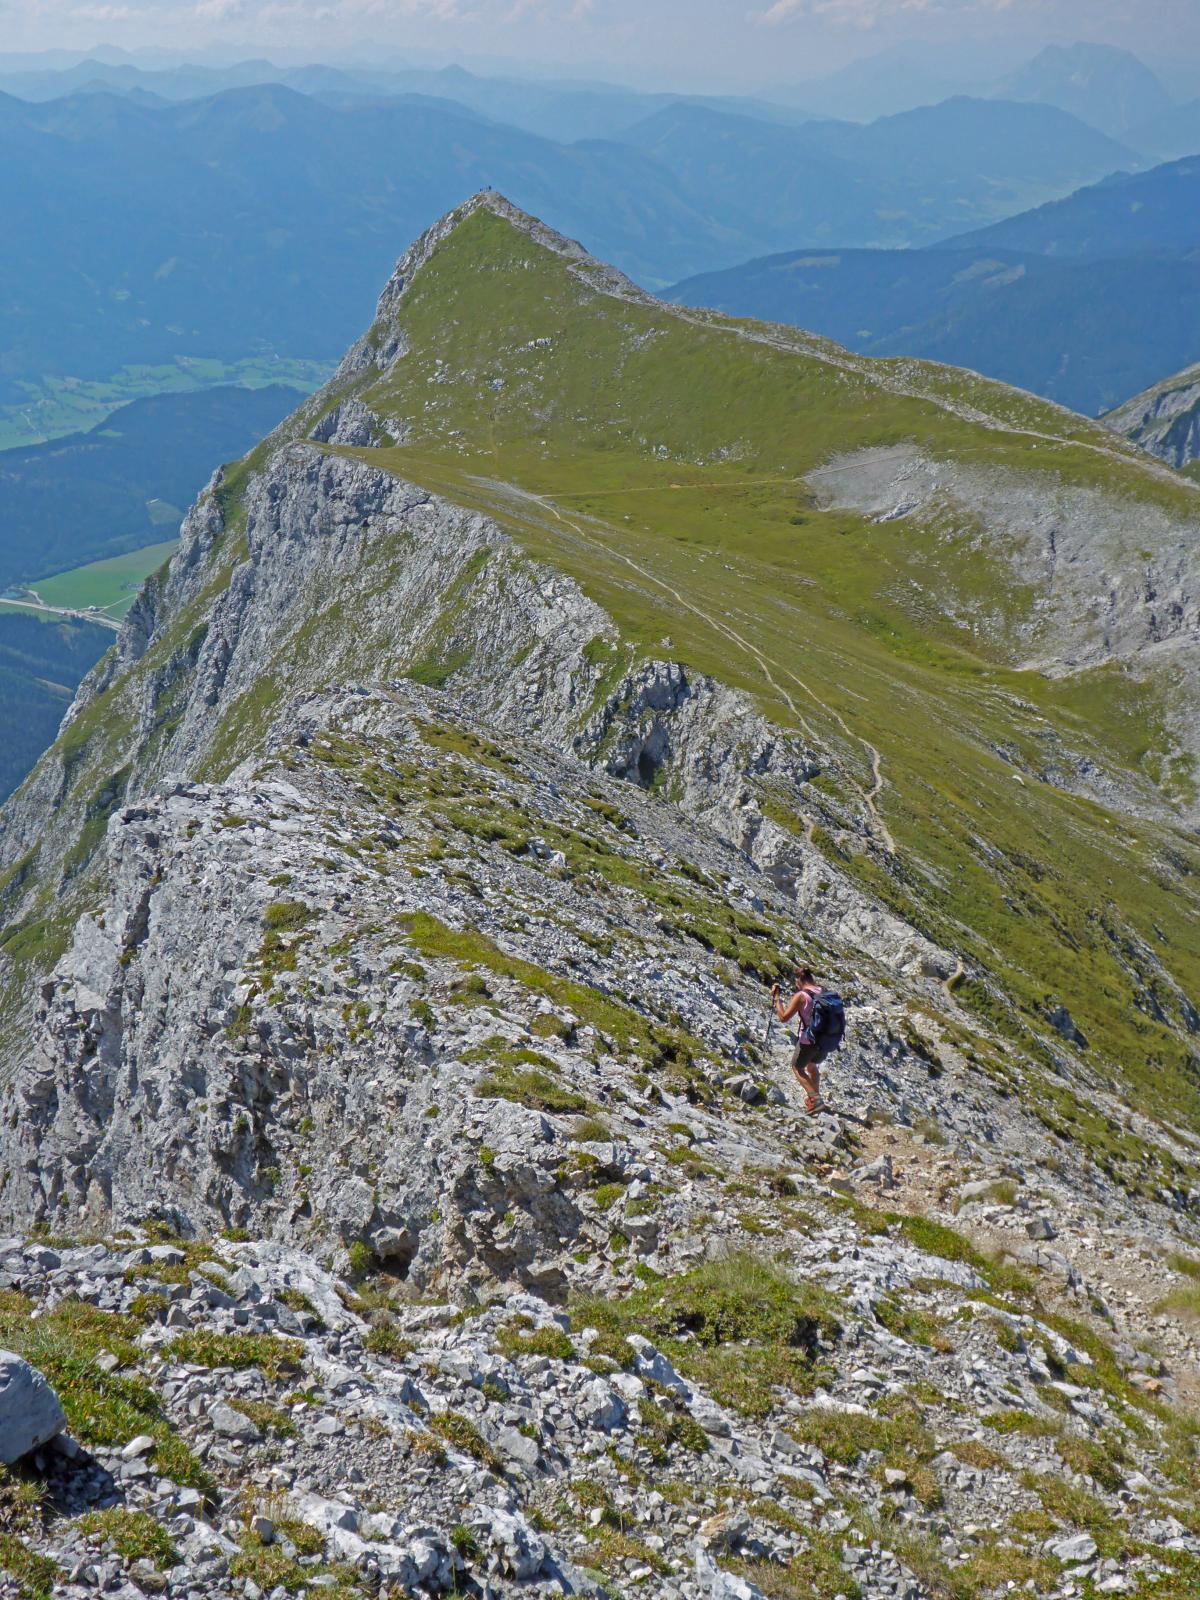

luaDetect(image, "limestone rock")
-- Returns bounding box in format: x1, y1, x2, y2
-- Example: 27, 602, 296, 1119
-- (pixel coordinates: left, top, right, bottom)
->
0, 1350, 65, 1463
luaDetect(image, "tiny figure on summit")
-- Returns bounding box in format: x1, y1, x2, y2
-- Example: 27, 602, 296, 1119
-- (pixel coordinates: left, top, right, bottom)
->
769, 967, 846, 1116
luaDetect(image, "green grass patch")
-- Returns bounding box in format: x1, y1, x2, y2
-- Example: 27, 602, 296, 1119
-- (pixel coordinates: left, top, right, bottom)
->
573, 1250, 840, 1418
401, 911, 705, 1070
33, 540, 178, 620
495, 1317, 576, 1363
475, 1060, 592, 1115
228, 1399, 297, 1438
0, 1535, 59, 1600
0, 1293, 212, 1493
981, 1409, 1061, 1438
364, 1324, 415, 1361
730, 1539, 858, 1600
78, 1509, 178, 1569
163, 1330, 302, 1381
636, 1393, 709, 1460
428, 1410, 505, 1475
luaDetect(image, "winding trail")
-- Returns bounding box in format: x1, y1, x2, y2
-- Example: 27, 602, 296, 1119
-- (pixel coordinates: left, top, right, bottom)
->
488, 478, 898, 857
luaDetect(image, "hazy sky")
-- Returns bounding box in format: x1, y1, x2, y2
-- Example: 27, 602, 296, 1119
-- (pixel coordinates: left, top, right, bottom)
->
3, 0, 1199, 86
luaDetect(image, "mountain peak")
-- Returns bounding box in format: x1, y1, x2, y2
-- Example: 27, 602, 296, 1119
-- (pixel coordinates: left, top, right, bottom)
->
335, 189, 654, 387
995, 39, 1171, 136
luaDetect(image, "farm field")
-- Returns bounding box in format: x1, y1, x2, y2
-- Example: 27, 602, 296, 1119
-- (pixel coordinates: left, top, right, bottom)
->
32, 539, 178, 619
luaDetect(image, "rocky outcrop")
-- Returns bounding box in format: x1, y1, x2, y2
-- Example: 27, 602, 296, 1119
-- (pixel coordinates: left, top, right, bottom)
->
2, 1082, 1199, 1599
0, 684, 958, 1254
810, 443, 1200, 676
0, 1346, 64, 1463
1106, 361, 1200, 469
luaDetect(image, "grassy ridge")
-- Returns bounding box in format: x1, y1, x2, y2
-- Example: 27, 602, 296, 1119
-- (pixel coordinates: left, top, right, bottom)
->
4, 199, 1199, 1185
331, 206, 1200, 1143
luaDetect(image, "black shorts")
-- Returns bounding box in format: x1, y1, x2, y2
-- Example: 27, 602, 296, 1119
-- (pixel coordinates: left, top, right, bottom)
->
791, 1040, 821, 1075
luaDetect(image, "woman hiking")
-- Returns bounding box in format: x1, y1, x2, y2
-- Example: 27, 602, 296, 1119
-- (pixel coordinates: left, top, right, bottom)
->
771, 967, 830, 1116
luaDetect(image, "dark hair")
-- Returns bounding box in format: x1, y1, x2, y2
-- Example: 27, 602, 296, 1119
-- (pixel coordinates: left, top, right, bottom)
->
794, 966, 815, 986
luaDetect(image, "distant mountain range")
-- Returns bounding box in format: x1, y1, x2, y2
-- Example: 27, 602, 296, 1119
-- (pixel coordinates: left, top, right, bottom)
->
3, 38, 1196, 149
0, 55, 814, 142
0, 80, 1146, 418
614, 99, 1141, 252
993, 42, 1172, 138
668, 153, 1200, 418
951, 153, 1200, 257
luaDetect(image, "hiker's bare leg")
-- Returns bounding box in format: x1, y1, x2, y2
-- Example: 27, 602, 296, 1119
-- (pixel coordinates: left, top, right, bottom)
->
792, 1054, 819, 1105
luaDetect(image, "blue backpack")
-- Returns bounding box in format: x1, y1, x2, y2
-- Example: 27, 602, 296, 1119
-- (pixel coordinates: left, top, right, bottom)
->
804, 991, 846, 1061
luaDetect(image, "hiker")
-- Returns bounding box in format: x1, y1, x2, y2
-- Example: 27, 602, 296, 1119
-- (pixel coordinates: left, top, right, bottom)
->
771, 967, 845, 1115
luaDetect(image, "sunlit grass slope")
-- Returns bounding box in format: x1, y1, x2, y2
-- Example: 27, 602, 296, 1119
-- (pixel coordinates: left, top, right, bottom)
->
327, 205, 1200, 1144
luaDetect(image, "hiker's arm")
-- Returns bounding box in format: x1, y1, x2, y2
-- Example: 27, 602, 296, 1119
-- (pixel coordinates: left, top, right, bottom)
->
772, 986, 802, 1023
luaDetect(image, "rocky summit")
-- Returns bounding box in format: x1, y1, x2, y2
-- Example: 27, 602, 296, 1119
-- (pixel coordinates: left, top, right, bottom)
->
1, 192, 1200, 1600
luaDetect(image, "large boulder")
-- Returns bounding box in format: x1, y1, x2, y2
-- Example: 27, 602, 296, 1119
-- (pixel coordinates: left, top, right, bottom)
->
0, 1351, 66, 1463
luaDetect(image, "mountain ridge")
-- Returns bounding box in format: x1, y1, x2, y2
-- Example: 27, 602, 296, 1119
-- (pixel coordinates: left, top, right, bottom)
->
3, 189, 1200, 1600
5, 188, 1199, 1146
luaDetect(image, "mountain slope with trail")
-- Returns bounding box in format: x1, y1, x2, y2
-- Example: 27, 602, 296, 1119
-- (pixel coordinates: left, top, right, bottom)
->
2, 193, 1200, 1600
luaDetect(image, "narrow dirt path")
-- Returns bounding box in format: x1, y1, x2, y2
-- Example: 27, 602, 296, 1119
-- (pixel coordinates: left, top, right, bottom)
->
490, 479, 898, 857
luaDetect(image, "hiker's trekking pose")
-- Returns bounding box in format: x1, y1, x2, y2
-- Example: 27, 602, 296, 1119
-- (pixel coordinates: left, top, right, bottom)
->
771, 967, 845, 1116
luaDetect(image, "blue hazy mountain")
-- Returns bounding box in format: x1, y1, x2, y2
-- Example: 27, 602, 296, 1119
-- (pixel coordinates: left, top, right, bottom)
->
0, 385, 302, 589
0, 80, 772, 402
949, 154, 1200, 258
1131, 98, 1200, 161
992, 43, 1172, 139
613, 98, 1142, 251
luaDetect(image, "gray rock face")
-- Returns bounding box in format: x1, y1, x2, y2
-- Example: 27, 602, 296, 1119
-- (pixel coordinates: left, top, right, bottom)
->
810, 443, 1200, 818
0, 1349, 65, 1462
0, 681, 934, 1254
1106, 362, 1200, 469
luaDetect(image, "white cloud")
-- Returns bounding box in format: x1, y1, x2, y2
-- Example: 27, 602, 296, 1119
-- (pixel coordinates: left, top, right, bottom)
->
755, 0, 1014, 24
193, 0, 244, 18
68, 2, 139, 18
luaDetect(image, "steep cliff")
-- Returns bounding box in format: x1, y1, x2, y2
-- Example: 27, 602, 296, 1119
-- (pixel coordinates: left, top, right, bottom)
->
1106, 360, 1200, 471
